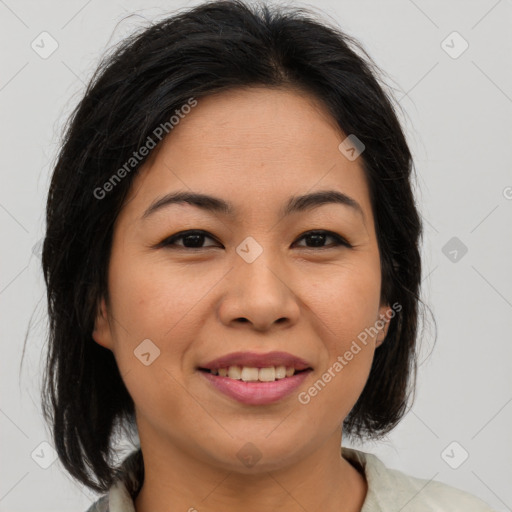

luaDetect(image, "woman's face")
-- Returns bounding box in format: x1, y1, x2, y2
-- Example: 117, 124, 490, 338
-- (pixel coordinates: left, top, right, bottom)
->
93, 86, 390, 472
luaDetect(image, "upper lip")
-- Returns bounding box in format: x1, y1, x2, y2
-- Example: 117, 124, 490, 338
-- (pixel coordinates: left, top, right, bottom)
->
199, 351, 313, 371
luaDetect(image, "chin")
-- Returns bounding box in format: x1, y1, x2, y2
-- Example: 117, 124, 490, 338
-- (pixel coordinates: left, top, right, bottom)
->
200, 432, 317, 473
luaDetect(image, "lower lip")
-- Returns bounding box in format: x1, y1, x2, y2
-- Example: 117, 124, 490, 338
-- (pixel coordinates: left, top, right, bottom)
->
200, 370, 312, 405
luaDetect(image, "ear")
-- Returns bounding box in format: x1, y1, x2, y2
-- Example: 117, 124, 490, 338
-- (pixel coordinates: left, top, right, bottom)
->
92, 296, 113, 350
375, 303, 392, 347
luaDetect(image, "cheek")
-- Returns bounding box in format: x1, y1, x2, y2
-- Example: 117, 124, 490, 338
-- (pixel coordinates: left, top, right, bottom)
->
301, 258, 382, 345
105, 251, 204, 423
296, 260, 381, 410
107, 247, 220, 342
105, 247, 232, 399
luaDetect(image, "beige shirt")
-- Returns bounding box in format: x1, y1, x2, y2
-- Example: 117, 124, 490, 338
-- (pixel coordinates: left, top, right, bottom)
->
86, 447, 495, 511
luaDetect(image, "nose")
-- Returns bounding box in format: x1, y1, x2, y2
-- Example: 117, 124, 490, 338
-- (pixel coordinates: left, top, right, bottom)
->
217, 251, 300, 332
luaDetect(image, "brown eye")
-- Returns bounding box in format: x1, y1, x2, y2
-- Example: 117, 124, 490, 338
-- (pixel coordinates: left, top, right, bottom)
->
160, 230, 222, 249
158, 229, 351, 250
294, 230, 351, 249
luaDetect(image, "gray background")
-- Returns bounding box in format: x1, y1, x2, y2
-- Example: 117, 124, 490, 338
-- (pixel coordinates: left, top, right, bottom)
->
1, 0, 511, 510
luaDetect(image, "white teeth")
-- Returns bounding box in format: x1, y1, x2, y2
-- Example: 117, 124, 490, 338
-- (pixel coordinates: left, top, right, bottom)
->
275, 365, 287, 379
258, 367, 275, 382
241, 367, 259, 382
227, 365, 242, 379
210, 365, 299, 382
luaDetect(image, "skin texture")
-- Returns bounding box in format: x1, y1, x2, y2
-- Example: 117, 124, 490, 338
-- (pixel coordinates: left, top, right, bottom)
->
93, 86, 391, 512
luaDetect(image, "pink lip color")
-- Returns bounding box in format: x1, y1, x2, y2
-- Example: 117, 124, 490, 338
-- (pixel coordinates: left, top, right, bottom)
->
200, 350, 312, 371
200, 370, 312, 405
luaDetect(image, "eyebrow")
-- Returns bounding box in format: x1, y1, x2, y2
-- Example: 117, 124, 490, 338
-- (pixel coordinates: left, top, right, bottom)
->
141, 189, 365, 221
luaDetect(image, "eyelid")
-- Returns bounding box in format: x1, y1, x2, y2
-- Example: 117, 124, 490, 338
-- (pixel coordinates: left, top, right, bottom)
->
158, 229, 352, 250
293, 230, 352, 249
157, 229, 222, 249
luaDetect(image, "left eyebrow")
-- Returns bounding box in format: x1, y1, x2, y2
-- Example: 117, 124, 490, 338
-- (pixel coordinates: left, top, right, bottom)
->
141, 189, 365, 222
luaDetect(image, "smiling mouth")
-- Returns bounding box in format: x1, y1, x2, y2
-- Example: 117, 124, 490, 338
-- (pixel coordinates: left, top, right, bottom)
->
198, 365, 312, 383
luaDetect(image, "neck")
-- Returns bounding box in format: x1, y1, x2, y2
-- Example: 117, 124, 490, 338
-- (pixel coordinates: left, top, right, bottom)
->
134, 428, 367, 512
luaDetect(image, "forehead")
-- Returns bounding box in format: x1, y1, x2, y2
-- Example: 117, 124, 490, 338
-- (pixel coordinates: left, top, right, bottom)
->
121, 86, 374, 224
159, 86, 344, 165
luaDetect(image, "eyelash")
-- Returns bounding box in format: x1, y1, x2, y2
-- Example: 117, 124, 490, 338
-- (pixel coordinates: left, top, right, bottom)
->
158, 229, 352, 250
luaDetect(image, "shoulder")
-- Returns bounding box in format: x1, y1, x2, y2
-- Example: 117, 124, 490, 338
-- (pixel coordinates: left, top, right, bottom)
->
342, 448, 496, 512
84, 494, 109, 512
84, 477, 137, 512
83, 449, 143, 512
84, 478, 136, 512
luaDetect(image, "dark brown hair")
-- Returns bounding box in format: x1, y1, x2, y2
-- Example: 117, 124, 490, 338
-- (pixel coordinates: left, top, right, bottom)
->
41, 0, 422, 492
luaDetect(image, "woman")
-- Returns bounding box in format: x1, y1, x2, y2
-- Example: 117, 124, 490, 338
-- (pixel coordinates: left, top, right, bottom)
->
41, 1, 495, 510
